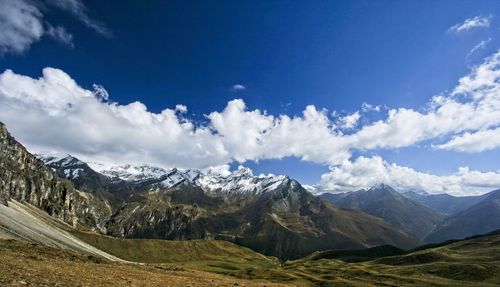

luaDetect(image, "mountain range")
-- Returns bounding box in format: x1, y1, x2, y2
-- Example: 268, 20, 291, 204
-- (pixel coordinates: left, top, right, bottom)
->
321, 184, 444, 239
321, 183, 500, 245
2, 120, 500, 286
2, 120, 500, 259
0, 122, 419, 260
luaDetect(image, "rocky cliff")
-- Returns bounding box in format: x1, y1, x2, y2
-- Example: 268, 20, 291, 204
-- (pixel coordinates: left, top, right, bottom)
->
0, 122, 110, 231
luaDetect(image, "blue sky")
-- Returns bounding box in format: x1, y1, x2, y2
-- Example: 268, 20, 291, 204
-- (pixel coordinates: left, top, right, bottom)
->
1, 0, 500, 195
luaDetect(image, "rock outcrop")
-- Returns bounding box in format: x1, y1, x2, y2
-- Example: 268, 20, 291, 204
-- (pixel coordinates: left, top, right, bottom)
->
0, 122, 110, 231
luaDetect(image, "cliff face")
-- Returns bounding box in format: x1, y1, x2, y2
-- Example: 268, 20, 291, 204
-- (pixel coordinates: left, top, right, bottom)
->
0, 122, 110, 231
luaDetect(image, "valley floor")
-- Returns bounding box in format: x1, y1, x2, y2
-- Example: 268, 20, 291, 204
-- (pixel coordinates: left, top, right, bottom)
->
2, 233, 500, 287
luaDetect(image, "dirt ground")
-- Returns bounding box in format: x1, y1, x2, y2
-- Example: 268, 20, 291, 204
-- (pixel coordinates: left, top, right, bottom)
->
0, 239, 293, 287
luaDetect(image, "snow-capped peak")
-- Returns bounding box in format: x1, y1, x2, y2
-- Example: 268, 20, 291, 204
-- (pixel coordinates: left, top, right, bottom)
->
368, 183, 392, 190
235, 165, 253, 177
196, 168, 289, 195
157, 168, 202, 188
36, 152, 85, 167
36, 152, 87, 180
98, 164, 170, 181
38, 152, 295, 195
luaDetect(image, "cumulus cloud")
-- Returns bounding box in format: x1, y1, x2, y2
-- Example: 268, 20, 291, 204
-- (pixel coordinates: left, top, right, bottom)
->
0, 68, 228, 168
338, 111, 360, 129
344, 50, 500, 152
449, 15, 492, 33
0, 0, 108, 54
232, 84, 246, 91
319, 156, 500, 196
436, 127, 500, 152
175, 104, 188, 113
208, 101, 350, 164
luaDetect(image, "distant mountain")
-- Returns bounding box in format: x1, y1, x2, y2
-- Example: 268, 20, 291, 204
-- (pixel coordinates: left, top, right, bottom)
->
321, 184, 443, 239
402, 190, 486, 216
425, 189, 500, 243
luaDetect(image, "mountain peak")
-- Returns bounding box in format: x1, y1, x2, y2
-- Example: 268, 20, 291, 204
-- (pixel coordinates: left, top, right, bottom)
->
234, 166, 253, 177
97, 164, 170, 181
36, 152, 85, 167
368, 183, 394, 191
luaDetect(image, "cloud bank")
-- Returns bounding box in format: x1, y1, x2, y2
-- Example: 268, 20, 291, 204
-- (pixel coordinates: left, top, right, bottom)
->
319, 156, 500, 196
1, 51, 500, 195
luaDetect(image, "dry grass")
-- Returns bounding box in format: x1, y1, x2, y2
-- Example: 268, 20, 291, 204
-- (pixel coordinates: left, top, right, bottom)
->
2, 229, 500, 287
0, 239, 291, 287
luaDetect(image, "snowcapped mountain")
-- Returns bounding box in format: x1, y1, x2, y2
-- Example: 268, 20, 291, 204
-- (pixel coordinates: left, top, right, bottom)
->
36, 152, 88, 180
96, 164, 171, 182
37, 153, 290, 195
197, 167, 289, 195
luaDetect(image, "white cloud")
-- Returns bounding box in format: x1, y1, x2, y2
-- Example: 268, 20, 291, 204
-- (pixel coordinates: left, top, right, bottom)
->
467, 38, 491, 58
92, 84, 109, 101
175, 104, 188, 113
232, 84, 246, 91
449, 15, 492, 33
0, 0, 44, 53
436, 127, 500, 152
319, 156, 500, 196
208, 101, 350, 164
361, 102, 381, 112
343, 50, 500, 152
338, 111, 360, 129
0, 0, 108, 54
0, 68, 228, 169
46, 25, 74, 47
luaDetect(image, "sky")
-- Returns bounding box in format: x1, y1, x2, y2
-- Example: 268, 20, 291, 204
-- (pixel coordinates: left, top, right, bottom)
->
1, 0, 500, 196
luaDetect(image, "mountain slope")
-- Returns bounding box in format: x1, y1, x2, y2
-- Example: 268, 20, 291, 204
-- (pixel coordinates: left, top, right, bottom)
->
322, 184, 443, 239
425, 189, 500, 243
402, 190, 486, 216
0, 122, 111, 232
0, 199, 123, 261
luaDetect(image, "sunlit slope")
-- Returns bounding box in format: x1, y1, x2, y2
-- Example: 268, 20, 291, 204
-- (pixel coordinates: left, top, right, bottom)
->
71, 229, 280, 272
0, 239, 287, 287
233, 230, 500, 286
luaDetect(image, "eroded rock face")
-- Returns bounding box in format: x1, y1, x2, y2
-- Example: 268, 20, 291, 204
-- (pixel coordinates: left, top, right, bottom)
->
0, 122, 110, 231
